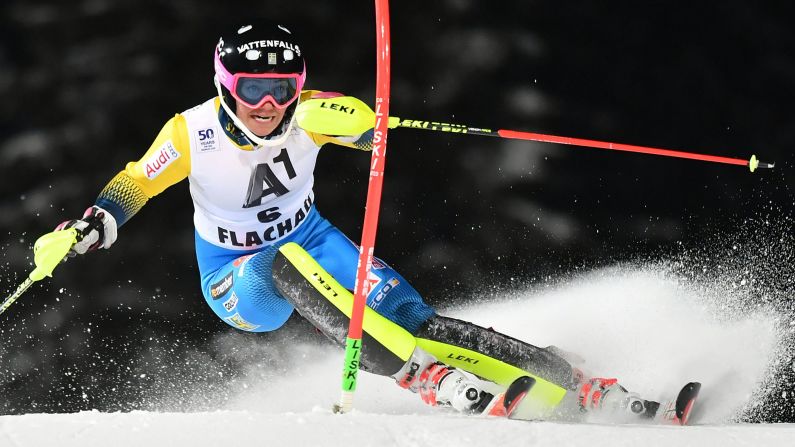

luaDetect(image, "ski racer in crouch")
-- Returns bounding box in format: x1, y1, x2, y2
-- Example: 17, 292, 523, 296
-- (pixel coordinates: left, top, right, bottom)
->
52, 20, 690, 422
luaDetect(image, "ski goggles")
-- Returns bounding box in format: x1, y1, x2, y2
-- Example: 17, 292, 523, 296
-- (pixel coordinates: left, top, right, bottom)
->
215, 55, 306, 109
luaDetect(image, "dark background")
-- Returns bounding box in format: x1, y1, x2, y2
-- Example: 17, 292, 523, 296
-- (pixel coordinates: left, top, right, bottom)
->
1, 1, 793, 420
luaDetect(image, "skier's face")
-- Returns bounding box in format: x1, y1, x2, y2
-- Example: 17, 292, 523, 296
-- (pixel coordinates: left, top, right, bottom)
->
235, 99, 285, 137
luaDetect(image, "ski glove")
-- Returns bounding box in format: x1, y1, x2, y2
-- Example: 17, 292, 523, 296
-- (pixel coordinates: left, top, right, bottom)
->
55, 206, 118, 256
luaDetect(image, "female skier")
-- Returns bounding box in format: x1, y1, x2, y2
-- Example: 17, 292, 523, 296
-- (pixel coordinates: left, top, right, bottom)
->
54, 19, 652, 420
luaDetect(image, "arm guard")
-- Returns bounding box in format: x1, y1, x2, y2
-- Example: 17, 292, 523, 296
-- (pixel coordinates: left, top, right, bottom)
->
298, 91, 375, 151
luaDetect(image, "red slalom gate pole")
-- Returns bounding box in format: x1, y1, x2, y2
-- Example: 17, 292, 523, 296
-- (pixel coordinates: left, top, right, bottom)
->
334, 0, 392, 414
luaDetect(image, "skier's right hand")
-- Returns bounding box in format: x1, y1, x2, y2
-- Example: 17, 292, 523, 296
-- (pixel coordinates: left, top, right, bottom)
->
55, 206, 118, 256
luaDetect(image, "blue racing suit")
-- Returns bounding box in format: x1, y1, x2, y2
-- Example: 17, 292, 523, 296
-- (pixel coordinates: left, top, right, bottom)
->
195, 207, 435, 333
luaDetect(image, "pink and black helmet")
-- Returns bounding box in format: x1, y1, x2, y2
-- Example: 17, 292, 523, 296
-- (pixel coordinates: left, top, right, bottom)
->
214, 20, 306, 142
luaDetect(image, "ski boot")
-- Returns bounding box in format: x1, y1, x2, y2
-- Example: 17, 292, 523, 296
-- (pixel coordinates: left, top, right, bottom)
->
577, 377, 702, 425
577, 377, 659, 419
394, 348, 533, 417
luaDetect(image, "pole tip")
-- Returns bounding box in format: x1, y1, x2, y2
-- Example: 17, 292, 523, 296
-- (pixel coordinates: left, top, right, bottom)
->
749, 155, 775, 172
333, 391, 355, 414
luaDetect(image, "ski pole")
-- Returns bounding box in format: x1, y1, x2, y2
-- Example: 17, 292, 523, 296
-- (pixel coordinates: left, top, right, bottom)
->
295, 97, 774, 172
388, 118, 774, 172
333, 0, 392, 414
1, 229, 78, 317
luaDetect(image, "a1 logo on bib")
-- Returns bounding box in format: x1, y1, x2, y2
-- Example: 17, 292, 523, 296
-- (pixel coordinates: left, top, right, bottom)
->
195, 127, 220, 153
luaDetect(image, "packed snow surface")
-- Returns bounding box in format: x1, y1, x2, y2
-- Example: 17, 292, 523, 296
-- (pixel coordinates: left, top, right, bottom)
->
2, 411, 794, 447
2, 266, 793, 446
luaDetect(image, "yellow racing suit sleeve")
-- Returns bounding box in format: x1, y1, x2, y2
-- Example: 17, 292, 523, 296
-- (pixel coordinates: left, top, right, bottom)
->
95, 114, 191, 226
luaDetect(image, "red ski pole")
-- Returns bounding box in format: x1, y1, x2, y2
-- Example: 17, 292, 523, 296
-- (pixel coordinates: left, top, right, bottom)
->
334, 0, 392, 414
388, 119, 775, 172
295, 101, 775, 173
